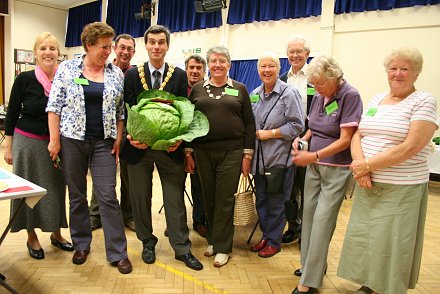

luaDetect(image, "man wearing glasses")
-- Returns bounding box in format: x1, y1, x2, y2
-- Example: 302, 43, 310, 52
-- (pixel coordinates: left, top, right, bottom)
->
279, 35, 314, 251
89, 34, 137, 232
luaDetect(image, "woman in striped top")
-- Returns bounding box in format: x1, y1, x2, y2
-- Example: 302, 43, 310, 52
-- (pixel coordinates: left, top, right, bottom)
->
338, 47, 439, 294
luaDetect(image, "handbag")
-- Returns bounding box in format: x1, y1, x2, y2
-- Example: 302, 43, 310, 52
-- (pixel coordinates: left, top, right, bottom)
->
256, 86, 291, 194
233, 175, 258, 226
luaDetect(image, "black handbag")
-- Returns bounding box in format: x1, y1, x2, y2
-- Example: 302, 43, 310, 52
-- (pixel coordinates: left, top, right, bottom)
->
256, 86, 291, 194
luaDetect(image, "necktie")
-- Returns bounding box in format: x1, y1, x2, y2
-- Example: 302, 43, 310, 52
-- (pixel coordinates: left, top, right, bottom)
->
152, 70, 161, 89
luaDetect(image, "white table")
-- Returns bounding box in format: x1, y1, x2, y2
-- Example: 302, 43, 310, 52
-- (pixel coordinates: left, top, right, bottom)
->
428, 145, 440, 181
0, 168, 47, 294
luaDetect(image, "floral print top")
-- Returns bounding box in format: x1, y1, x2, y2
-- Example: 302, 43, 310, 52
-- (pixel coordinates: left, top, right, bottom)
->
46, 57, 124, 140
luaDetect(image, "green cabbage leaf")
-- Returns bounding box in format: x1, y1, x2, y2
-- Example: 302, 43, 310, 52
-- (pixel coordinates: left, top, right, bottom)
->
126, 89, 209, 150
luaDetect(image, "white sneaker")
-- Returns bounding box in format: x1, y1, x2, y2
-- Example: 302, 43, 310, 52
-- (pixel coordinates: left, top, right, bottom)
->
213, 253, 229, 267
204, 245, 215, 257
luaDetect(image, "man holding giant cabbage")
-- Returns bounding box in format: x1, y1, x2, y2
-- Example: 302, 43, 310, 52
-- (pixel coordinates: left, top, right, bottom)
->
120, 25, 208, 271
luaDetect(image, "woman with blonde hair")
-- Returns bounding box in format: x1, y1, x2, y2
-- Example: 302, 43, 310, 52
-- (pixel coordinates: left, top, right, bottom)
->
4, 32, 72, 259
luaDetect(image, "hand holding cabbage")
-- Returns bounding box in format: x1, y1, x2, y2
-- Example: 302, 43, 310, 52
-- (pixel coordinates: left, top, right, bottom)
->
126, 89, 209, 151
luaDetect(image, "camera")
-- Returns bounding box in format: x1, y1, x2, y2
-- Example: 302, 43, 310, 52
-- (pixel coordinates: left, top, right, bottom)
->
298, 140, 308, 151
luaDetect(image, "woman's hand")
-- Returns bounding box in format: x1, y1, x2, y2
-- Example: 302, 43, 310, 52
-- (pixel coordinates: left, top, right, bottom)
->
127, 134, 148, 149
256, 130, 273, 141
111, 139, 121, 165
292, 137, 301, 152
292, 150, 316, 167
167, 140, 182, 153
4, 136, 13, 165
185, 154, 195, 174
48, 139, 61, 161
242, 156, 251, 176
356, 173, 373, 189
350, 159, 370, 178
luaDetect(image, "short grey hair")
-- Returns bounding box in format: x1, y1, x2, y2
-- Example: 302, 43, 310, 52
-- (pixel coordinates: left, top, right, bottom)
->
383, 46, 423, 74
286, 34, 311, 53
257, 52, 280, 75
206, 46, 231, 64
185, 54, 207, 72
306, 55, 344, 82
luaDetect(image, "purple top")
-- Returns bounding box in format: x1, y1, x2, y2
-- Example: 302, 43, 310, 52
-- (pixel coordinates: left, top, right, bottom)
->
308, 80, 363, 166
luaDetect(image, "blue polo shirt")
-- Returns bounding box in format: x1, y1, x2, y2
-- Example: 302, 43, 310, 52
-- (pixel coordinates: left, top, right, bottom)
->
308, 80, 363, 166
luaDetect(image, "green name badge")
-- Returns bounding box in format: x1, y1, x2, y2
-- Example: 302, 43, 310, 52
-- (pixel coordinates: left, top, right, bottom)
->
74, 78, 89, 85
325, 101, 339, 115
307, 87, 315, 96
225, 88, 239, 96
250, 94, 260, 103
366, 107, 378, 117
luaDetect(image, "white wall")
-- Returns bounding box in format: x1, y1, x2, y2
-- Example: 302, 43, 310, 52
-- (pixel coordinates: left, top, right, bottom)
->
5, 1, 440, 136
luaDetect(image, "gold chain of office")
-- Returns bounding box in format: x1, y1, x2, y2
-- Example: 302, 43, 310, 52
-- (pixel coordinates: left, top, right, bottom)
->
138, 63, 174, 90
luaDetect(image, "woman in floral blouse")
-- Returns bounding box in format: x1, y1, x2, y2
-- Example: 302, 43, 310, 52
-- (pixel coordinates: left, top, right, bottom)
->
46, 22, 131, 274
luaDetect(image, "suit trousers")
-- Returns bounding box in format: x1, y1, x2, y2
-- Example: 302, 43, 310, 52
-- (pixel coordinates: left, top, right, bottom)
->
194, 149, 242, 254
60, 136, 128, 262
286, 165, 306, 233
89, 158, 133, 222
254, 166, 295, 247
189, 168, 206, 224
126, 149, 191, 255
300, 164, 351, 288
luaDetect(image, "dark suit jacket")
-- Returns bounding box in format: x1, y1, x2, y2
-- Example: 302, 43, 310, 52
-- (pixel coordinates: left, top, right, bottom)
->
280, 70, 314, 133
120, 62, 188, 165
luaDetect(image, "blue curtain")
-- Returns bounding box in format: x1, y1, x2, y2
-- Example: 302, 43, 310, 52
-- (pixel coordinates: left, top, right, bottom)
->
227, 0, 321, 25
106, 0, 151, 38
229, 58, 290, 92
65, 1, 102, 47
158, 0, 222, 33
335, 0, 440, 14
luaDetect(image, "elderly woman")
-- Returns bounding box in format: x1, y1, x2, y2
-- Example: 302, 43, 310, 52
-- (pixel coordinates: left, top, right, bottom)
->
187, 46, 256, 267
46, 22, 131, 274
291, 56, 363, 294
249, 52, 304, 258
338, 47, 439, 294
3, 32, 72, 259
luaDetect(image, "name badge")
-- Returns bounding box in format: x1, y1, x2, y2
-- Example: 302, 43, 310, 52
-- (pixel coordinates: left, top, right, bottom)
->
325, 101, 338, 115
225, 88, 239, 96
250, 94, 260, 103
366, 108, 378, 117
307, 87, 315, 96
74, 78, 89, 85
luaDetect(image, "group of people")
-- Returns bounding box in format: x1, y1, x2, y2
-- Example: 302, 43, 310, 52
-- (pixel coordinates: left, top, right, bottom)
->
3, 21, 438, 294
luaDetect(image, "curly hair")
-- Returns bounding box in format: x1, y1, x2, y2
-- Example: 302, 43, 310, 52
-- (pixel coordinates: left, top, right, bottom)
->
81, 22, 115, 52
383, 46, 423, 74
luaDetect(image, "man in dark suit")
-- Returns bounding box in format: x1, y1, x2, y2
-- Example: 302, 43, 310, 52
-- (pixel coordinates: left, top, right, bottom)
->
279, 35, 314, 250
120, 25, 203, 271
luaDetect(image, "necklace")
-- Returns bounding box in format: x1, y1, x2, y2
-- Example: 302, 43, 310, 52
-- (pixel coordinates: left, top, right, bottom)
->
138, 63, 174, 90
84, 64, 103, 79
206, 84, 226, 100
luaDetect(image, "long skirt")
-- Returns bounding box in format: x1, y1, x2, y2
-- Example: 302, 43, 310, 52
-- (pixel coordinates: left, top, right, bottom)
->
337, 182, 428, 294
10, 132, 67, 232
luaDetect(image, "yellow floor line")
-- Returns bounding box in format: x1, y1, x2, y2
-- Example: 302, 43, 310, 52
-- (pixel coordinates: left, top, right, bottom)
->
128, 247, 228, 294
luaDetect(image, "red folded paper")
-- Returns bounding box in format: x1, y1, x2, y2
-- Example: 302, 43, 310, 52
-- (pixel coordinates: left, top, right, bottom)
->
2, 186, 33, 193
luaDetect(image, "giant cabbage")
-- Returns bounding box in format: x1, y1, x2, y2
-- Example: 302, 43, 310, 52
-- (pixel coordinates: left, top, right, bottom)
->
126, 89, 209, 150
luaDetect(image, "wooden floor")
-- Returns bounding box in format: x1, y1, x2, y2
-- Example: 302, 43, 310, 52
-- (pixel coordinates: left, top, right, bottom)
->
1, 145, 440, 293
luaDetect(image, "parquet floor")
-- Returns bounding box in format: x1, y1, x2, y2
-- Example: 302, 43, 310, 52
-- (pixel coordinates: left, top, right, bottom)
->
1, 144, 440, 293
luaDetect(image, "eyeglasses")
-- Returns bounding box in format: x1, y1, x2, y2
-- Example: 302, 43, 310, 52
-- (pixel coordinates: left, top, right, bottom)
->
288, 49, 305, 55
93, 44, 112, 51
310, 80, 328, 88
117, 45, 134, 53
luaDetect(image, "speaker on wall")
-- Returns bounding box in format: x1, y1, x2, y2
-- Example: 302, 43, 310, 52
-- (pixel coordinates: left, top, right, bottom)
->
194, 0, 224, 13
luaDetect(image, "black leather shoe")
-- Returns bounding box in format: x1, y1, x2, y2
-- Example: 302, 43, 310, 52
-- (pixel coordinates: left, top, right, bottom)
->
27, 242, 44, 260
175, 252, 203, 271
282, 230, 300, 243
292, 286, 314, 294
72, 249, 89, 265
90, 217, 102, 231
164, 227, 168, 237
50, 235, 74, 251
142, 246, 156, 264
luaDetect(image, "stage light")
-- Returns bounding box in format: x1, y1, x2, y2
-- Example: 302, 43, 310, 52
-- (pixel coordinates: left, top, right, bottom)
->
194, 0, 226, 13
135, 2, 156, 20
